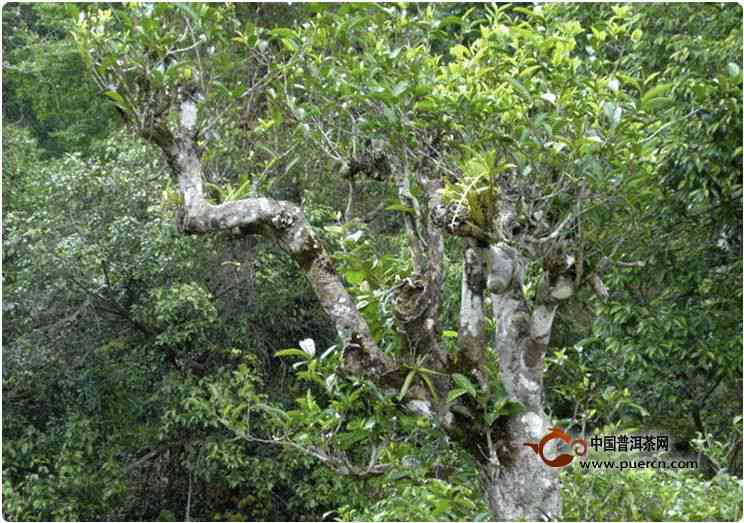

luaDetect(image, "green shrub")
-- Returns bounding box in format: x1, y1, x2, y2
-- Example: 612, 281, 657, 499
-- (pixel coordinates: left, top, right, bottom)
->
337, 477, 487, 522
562, 465, 743, 521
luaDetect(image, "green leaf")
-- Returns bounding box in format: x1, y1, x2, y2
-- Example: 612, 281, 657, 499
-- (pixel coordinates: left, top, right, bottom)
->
442, 330, 458, 338
508, 78, 532, 101
519, 65, 541, 79
501, 399, 527, 416
419, 372, 438, 399
438, 15, 464, 28
258, 404, 290, 421
324, 225, 344, 234
447, 388, 469, 403
230, 175, 253, 201
174, 4, 198, 21
337, 430, 368, 449
617, 73, 640, 92
417, 367, 446, 376
104, 90, 126, 106
385, 203, 415, 214
641, 82, 674, 110
398, 369, 416, 401
344, 271, 365, 285
285, 156, 299, 174
642, 96, 674, 111
275, 348, 312, 359
452, 373, 477, 398
450, 44, 469, 59
391, 80, 409, 97
513, 6, 536, 18
281, 38, 297, 52
491, 381, 508, 401
104, 90, 133, 113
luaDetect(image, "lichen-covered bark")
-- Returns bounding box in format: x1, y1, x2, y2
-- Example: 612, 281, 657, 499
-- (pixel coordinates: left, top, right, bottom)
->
426, 197, 574, 519
484, 242, 560, 520
485, 410, 560, 521
482, 236, 577, 520
347, 157, 445, 373
457, 239, 487, 383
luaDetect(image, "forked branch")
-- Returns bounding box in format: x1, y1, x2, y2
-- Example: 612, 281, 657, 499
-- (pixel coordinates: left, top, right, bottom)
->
145, 98, 395, 380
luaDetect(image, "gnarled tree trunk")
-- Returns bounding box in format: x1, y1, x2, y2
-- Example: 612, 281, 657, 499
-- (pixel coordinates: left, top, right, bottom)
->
447, 235, 574, 520
481, 243, 568, 520
139, 94, 584, 522
437, 202, 576, 520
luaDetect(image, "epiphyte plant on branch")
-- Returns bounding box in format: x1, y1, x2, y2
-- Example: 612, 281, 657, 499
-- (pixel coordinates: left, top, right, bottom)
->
74, 3, 673, 519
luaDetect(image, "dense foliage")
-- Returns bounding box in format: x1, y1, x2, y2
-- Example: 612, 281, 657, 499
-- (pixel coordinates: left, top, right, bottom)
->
3, 3, 742, 521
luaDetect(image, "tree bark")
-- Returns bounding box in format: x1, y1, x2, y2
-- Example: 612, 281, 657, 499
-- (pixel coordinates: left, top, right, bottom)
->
457, 239, 487, 385
484, 415, 560, 521
482, 243, 564, 521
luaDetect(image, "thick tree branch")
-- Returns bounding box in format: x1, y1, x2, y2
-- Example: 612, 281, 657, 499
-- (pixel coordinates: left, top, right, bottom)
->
524, 213, 573, 245
344, 153, 449, 381
457, 239, 487, 384
146, 98, 395, 380
397, 170, 424, 274
392, 171, 448, 368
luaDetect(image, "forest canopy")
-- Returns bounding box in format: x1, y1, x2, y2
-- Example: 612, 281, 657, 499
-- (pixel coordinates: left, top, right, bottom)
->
2, 3, 743, 521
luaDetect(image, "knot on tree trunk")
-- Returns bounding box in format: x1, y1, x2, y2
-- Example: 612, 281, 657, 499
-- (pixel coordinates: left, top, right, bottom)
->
430, 203, 493, 241
392, 277, 431, 323
392, 277, 442, 360
342, 151, 391, 181
271, 210, 296, 229
486, 244, 517, 293
537, 252, 577, 303
339, 333, 393, 379
430, 202, 468, 233
497, 206, 520, 239
464, 248, 487, 290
